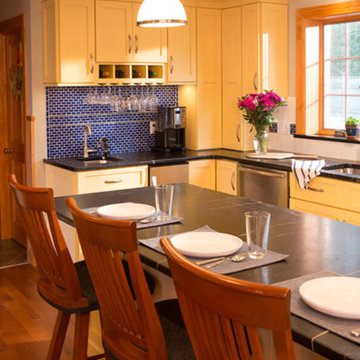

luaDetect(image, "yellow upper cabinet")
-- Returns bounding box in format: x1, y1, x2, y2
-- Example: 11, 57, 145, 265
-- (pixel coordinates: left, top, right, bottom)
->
222, 2, 288, 151
167, 7, 197, 84
95, 1, 133, 63
95, 1, 167, 63
179, 8, 222, 150
222, 7, 242, 151
43, 0, 96, 84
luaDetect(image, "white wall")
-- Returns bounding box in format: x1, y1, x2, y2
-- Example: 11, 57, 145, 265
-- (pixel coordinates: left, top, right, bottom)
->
269, 0, 360, 161
0, 0, 46, 186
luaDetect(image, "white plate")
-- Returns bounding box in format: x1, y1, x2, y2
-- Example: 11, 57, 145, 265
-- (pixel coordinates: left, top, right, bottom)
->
97, 202, 155, 221
299, 276, 360, 319
170, 232, 243, 258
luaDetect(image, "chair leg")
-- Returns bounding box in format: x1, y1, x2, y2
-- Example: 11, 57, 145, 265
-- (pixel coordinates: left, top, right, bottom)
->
47, 310, 71, 360
73, 312, 90, 360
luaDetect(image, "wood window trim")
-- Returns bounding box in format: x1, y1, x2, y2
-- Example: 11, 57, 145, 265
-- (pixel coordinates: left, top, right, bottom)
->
296, 0, 360, 136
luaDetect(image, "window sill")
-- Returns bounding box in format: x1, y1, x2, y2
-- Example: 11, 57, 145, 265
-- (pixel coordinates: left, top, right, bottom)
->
294, 134, 360, 144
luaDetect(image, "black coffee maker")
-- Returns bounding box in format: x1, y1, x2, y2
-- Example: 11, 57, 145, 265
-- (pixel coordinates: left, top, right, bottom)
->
152, 106, 186, 152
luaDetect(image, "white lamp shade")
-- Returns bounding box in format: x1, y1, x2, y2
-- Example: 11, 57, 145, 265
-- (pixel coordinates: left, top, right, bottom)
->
137, 0, 187, 28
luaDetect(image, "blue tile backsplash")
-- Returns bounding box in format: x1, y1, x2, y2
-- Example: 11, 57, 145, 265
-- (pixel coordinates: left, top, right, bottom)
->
46, 85, 178, 159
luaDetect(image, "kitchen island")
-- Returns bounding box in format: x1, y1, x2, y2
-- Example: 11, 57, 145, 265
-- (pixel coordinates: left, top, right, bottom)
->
55, 184, 360, 360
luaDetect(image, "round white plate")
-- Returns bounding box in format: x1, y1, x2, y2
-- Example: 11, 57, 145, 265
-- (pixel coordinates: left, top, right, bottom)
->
170, 232, 243, 258
97, 202, 155, 221
299, 276, 360, 319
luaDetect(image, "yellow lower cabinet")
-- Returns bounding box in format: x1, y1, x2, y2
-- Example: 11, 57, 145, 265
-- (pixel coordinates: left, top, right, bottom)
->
290, 198, 360, 226
189, 159, 216, 190
216, 160, 237, 195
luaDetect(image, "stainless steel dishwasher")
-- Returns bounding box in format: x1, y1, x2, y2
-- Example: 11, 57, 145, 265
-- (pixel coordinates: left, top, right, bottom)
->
148, 162, 189, 185
237, 164, 289, 207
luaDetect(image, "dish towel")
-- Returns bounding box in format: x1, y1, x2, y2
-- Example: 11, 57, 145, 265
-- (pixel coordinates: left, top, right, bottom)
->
291, 159, 326, 190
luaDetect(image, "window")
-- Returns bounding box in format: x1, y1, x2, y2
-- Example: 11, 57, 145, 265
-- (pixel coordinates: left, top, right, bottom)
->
323, 21, 360, 130
296, 1, 360, 137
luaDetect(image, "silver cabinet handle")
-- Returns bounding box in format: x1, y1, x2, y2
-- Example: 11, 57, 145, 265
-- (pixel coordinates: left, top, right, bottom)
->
236, 124, 240, 143
170, 55, 174, 74
128, 34, 132, 54
231, 172, 235, 191
253, 72, 258, 91
238, 167, 287, 179
104, 180, 123, 184
90, 53, 94, 74
135, 34, 139, 54
308, 187, 324, 193
4, 148, 15, 154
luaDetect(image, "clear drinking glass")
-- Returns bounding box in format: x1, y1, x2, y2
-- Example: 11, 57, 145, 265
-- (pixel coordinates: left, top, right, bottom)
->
245, 211, 271, 259
154, 185, 174, 221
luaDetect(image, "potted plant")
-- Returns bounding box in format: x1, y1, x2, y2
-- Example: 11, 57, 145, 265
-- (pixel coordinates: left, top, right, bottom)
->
237, 90, 286, 155
345, 116, 360, 139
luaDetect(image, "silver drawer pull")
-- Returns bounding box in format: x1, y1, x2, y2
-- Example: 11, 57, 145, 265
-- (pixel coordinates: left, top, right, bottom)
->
104, 180, 123, 184
308, 187, 324, 193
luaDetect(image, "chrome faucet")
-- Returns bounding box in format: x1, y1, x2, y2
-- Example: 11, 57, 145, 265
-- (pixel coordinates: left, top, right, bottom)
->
83, 124, 92, 158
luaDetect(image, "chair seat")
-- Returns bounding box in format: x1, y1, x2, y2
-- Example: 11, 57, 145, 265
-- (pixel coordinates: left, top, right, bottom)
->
104, 299, 195, 360
39, 260, 156, 314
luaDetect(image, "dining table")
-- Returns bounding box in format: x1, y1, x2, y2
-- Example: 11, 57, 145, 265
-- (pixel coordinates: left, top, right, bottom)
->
54, 183, 360, 360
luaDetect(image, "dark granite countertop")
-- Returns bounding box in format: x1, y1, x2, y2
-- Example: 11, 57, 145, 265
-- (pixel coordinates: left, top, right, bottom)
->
44, 149, 360, 183
55, 184, 360, 360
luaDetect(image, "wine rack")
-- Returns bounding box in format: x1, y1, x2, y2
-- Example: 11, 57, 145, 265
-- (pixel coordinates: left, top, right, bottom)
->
97, 63, 165, 85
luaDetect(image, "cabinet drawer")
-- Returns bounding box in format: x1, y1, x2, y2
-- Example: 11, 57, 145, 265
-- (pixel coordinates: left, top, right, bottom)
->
290, 198, 360, 226
290, 173, 342, 207
76, 166, 148, 194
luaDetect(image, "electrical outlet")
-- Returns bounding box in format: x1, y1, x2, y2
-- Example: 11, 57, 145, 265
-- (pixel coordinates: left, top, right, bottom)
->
150, 121, 156, 135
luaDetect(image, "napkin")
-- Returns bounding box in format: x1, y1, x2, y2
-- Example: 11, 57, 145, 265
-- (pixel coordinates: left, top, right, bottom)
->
291, 159, 325, 191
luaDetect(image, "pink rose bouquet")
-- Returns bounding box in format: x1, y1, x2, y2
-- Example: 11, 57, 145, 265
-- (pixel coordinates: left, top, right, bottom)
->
237, 90, 286, 153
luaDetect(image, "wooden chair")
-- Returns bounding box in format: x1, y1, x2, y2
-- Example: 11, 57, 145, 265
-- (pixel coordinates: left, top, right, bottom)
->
160, 237, 297, 360
8, 174, 104, 360
66, 197, 195, 360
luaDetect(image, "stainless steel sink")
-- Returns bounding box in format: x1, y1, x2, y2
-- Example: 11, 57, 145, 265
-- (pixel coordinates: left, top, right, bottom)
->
77, 156, 123, 165
324, 164, 360, 175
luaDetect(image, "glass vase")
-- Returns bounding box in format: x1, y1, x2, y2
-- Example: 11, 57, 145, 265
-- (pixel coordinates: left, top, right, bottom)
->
253, 131, 269, 155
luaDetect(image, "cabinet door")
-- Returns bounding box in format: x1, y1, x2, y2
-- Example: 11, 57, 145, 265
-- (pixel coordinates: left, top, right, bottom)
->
222, 8, 242, 151
96, 0, 133, 62
241, 4, 260, 94
261, 3, 288, 97
216, 160, 237, 195
59, 0, 95, 83
196, 8, 222, 149
132, 3, 167, 63
189, 160, 216, 190
167, 7, 196, 83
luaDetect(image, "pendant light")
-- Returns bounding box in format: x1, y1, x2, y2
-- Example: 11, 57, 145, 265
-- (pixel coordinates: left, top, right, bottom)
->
137, 0, 187, 28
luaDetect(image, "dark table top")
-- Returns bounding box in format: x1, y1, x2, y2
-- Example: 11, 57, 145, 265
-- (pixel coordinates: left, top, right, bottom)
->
55, 184, 360, 359
45, 148, 360, 183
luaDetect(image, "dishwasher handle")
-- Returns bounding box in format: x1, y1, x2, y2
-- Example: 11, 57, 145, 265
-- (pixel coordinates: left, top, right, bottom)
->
238, 166, 287, 179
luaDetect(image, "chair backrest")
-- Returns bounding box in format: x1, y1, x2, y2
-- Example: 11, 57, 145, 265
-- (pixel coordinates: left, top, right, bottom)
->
66, 197, 168, 360
8, 174, 85, 306
160, 237, 296, 360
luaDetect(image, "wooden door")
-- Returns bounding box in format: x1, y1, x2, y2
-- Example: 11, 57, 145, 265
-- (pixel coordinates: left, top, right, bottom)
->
59, 0, 95, 83
132, 3, 167, 63
0, 18, 27, 247
189, 160, 216, 190
96, 0, 133, 62
196, 8, 222, 149
167, 7, 196, 83
216, 160, 237, 195
222, 7, 242, 151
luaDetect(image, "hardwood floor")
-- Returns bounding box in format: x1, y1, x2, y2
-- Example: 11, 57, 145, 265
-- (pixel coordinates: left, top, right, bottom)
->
0, 264, 76, 359
0, 239, 27, 268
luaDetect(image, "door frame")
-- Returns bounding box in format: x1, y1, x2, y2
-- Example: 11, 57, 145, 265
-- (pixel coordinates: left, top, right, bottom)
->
0, 14, 33, 186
